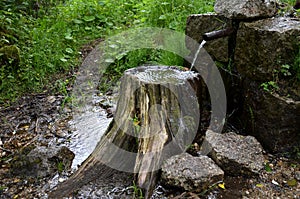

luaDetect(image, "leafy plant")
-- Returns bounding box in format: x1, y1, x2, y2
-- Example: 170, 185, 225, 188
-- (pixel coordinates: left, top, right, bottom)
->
260, 81, 279, 92
280, 64, 292, 77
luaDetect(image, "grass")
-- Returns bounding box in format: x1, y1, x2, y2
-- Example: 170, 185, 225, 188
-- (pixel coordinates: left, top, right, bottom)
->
0, 0, 214, 105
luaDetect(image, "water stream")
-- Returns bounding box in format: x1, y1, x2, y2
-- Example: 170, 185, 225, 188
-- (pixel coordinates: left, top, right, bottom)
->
190, 40, 206, 71
68, 105, 112, 169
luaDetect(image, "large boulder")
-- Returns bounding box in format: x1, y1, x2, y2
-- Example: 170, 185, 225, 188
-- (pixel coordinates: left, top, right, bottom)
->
214, 0, 277, 19
235, 17, 300, 82
185, 13, 229, 63
161, 153, 224, 192
203, 130, 265, 176
242, 80, 300, 153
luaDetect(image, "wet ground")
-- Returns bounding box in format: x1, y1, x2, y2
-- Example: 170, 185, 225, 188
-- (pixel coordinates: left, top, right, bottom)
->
0, 87, 299, 199
0, 39, 299, 198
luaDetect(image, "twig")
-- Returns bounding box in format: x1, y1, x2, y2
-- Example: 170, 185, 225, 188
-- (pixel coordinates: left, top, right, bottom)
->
0, 146, 12, 153
20, 135, 39, 150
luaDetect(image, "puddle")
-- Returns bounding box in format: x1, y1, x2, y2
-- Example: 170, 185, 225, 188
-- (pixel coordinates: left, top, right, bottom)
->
128, 66, 199, 84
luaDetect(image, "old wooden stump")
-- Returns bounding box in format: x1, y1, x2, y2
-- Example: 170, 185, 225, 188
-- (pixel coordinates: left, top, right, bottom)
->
49, 66, 203, 198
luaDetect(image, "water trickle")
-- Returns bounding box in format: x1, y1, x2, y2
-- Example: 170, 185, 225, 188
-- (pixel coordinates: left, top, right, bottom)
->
190, 40, 206, 71
67, 95, 114, 169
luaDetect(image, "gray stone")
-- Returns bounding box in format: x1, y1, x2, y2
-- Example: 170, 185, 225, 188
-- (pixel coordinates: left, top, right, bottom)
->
204, 130, 265, 176
12, 146, 75, 178
214, 0, 277, 19
185, 14, 229, 63
235, 17, 300, 82
242, 79, 300, 152
161, 153, 224, 192
295, 171, 300, 181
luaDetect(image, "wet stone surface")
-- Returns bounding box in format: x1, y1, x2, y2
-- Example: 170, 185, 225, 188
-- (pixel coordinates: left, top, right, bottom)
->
214, 0, 277, 19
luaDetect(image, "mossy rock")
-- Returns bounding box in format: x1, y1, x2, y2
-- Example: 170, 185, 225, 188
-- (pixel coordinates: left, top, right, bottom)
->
0, 45, 21, 69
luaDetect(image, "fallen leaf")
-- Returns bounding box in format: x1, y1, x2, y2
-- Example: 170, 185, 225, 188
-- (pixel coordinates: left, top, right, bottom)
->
287, 179, 297, 187
218, 183, 225, 189
13, 178, 20, 183
256, 183, 264, 188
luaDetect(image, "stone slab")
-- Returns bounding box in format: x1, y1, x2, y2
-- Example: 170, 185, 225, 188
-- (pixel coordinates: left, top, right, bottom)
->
161, 153, 224, 192
235, 17, 300, 82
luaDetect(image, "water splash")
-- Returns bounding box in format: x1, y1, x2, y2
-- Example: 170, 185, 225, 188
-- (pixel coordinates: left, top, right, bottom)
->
190, 40, 206, 71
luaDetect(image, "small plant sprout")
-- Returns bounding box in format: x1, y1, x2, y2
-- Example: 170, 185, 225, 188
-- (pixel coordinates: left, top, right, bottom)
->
260, 81, 279, 92
280, 64, 292, 77
57, 161, 64, 174
130, 181, 144, 199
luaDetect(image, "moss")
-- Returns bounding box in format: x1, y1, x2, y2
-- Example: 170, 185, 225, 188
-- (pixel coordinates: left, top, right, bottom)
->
0, 45, 21, 69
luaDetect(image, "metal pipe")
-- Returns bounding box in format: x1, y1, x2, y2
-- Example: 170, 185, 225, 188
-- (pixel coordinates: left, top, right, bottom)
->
202, 27, 235, 41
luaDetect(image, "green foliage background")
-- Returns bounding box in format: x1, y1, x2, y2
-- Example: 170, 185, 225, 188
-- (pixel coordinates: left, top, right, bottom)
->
0, 0, 214, 104
0, 0, 299, 104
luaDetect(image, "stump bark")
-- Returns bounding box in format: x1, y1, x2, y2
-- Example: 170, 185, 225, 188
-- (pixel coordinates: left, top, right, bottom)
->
49, 66, 203, 198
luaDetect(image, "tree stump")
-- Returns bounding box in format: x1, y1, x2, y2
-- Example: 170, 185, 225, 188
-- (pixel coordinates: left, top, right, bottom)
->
49, 66, 203, 198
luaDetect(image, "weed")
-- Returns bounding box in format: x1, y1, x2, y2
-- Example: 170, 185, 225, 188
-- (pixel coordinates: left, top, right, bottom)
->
280, 64, 292, 77
199, 180, 224, 196
260, 81, 279, 92
57, 161, 64, 174
130, 181, 144, 199
264, 162, 273, 172
248, 105, 255, 133
0, 186, 7, 192
130, 113, 141, 144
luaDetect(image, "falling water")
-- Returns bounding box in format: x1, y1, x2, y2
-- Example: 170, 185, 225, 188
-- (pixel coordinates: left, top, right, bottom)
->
190, 40, 206, 71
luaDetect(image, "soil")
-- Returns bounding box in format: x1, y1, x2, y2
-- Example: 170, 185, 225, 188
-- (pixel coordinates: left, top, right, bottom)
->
0, 39, 299, 198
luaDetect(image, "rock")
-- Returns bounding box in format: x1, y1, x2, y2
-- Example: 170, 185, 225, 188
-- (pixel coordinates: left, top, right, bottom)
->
161, 153, 224, 192
185, 14, 229, 63
242, 80, 300, 152
11, 146, 74, 178
55, 129, 68, 138
235, 17, 300, 82
214, 0, 277, 19
295, 171, 300, 181
203, 130, 265, 176
46, 96, 56, 104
